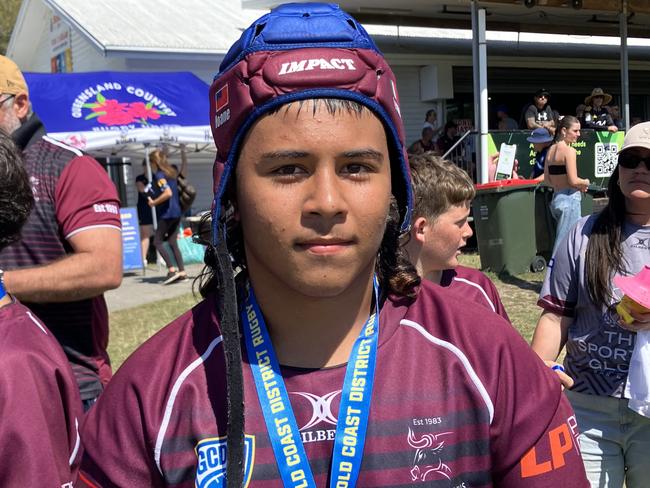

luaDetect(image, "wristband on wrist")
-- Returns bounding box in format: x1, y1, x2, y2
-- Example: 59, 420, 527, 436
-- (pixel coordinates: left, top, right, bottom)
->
551, 364, 565, 373
0, 269, 6, 300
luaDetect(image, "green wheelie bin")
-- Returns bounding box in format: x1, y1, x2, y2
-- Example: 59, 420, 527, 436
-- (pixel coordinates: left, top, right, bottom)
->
472, 179, 555, 275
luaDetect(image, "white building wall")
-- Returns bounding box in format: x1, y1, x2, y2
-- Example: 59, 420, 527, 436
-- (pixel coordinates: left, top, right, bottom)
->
122, 58, 220, 85
68, 28, 124, 72
392, 65, 441, 148
26, 26, 52, 71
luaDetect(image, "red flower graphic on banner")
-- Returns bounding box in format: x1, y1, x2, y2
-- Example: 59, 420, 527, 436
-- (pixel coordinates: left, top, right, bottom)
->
90, 98, 128, 114
98, 111, 136, 126
127, 102, 163, 124
82, 93, 166, 126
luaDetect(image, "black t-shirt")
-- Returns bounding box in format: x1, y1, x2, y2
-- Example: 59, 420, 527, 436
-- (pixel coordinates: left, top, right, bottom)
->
135, 174, 153, 225
521, 104, 554, 128
582, 107, 614, 130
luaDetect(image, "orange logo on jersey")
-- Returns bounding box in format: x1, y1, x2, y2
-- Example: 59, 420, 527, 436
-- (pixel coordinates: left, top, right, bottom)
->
520, 416, 580, 478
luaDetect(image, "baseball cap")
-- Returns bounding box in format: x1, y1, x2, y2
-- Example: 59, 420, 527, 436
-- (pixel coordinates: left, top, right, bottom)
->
526, 128, 553, 144
209, 2, 412, 242
0, 56, 28, 96
619, 121, 650, 155
534, 88, 550, 98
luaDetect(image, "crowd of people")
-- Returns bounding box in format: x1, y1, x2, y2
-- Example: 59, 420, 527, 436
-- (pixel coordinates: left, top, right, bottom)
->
0, 2, 649, 487
519, 86, 626, 135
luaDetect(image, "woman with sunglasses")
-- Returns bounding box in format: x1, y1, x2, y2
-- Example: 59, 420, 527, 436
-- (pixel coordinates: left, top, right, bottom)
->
532, 122, 650, 488
544, 115, 591, 252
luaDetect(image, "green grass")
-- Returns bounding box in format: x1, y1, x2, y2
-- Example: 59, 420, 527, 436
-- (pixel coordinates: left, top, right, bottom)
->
107, 253, 546, 370
458, 253, 544, 342
108, 292, 200, 369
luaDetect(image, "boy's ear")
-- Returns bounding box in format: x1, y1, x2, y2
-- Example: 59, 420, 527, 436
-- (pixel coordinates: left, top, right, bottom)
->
411, 216, 428, 244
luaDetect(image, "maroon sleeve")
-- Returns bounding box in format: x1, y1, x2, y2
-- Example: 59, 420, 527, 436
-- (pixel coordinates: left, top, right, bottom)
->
54, 155, 121, 239
79, 357, 166, 488
488, 324, 588, 486
0, 329, 82, 487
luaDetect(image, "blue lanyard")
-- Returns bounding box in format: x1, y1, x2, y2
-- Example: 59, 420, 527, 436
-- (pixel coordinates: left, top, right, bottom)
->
0, 279, 6, 300
241, 276, 380, 488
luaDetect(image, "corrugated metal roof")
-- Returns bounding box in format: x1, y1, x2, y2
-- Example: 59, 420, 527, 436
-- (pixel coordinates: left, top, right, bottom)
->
45, 0, 268, 54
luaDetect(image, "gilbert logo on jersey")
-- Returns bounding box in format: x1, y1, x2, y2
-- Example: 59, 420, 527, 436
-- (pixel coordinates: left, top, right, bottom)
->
195, 435, 255, 488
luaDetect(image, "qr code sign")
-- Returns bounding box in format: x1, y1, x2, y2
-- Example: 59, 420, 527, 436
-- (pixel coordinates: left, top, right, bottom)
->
594, 142, 618, 177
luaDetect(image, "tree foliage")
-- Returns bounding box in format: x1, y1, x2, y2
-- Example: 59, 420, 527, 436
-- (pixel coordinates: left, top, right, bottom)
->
0, 0, 22, 55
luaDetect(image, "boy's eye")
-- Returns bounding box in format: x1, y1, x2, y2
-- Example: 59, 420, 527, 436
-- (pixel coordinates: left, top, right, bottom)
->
273, 165, 305, 176
343, 164, 368, 174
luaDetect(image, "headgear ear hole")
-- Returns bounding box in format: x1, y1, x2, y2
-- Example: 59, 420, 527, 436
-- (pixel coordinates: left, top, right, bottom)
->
254, 22, 266, 38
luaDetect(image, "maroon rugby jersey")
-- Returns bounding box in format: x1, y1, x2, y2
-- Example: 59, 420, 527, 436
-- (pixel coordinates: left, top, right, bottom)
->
80, 280, 587, 487
0, 300, 82, 487
440, 265, 510, 321
0, 115, 122, 400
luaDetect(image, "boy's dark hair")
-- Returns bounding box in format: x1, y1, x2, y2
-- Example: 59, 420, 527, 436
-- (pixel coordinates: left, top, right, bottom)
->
198, 99, 420, 300
0, 130, 33, 250
409, 153, 475, 221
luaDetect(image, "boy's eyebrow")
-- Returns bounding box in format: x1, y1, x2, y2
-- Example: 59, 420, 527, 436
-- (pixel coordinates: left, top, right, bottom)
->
259, 149, 385, 161
260, 150, 310, 160
340, 149, 385, 161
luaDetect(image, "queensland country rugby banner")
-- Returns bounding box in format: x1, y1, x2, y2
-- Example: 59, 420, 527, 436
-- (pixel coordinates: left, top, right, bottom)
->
489, 129, 625, 189
24, 71, 214, 152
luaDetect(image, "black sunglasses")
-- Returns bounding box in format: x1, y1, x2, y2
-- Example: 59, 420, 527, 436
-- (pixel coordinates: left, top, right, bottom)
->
618, 151, 650, 171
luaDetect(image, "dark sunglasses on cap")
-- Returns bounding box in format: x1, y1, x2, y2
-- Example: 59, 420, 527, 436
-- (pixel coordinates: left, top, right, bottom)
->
618, 151, 650, 171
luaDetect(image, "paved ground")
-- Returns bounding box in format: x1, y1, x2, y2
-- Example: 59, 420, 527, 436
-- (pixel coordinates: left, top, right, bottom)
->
105, 262, 205, 312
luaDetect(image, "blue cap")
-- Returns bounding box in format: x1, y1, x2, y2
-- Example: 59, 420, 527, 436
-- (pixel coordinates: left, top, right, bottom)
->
527, 128, 553, 144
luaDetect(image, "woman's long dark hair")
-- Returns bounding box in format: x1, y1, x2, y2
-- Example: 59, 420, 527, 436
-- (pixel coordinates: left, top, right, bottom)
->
585, 165, 628, 305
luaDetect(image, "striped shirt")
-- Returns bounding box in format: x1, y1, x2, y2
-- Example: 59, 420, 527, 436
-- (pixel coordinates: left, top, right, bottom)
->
0, 115, 121, 400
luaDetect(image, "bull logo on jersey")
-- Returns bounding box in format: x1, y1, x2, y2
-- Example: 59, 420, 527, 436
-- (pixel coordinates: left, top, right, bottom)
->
407, 428, 453, 482
194, 435, 255, 488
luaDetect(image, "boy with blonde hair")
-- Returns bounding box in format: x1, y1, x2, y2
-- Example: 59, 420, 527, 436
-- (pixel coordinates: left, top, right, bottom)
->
405, 153, 510, 319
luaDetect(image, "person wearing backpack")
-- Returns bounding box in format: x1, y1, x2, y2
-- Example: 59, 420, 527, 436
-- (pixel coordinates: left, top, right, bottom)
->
147, 148, 187, 285
172, 144, 197, 216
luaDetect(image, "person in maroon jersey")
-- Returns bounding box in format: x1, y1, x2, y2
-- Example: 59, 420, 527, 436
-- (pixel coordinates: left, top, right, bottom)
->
79, 4, 588, 487
404, 153, 510, 320
0, 130, 82, 487
0, 55, 122, 410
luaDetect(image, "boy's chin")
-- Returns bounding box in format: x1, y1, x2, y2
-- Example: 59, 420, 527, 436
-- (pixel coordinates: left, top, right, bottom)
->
287, 274, 366, 299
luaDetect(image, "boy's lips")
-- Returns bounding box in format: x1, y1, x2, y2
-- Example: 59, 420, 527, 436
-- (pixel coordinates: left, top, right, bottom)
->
295, 238, 355, 254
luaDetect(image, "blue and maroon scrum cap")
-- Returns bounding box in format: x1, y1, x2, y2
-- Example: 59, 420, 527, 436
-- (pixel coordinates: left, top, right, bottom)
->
209, 2, 413, 241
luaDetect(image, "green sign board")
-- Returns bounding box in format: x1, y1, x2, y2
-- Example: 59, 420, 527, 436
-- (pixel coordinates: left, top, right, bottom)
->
488, 130, 625, 189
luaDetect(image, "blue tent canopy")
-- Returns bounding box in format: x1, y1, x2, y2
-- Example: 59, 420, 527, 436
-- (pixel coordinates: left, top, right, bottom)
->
24, 71, 215, 155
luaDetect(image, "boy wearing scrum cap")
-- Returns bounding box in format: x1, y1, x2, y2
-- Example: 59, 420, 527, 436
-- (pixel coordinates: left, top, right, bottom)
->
80, 4, 588, 487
